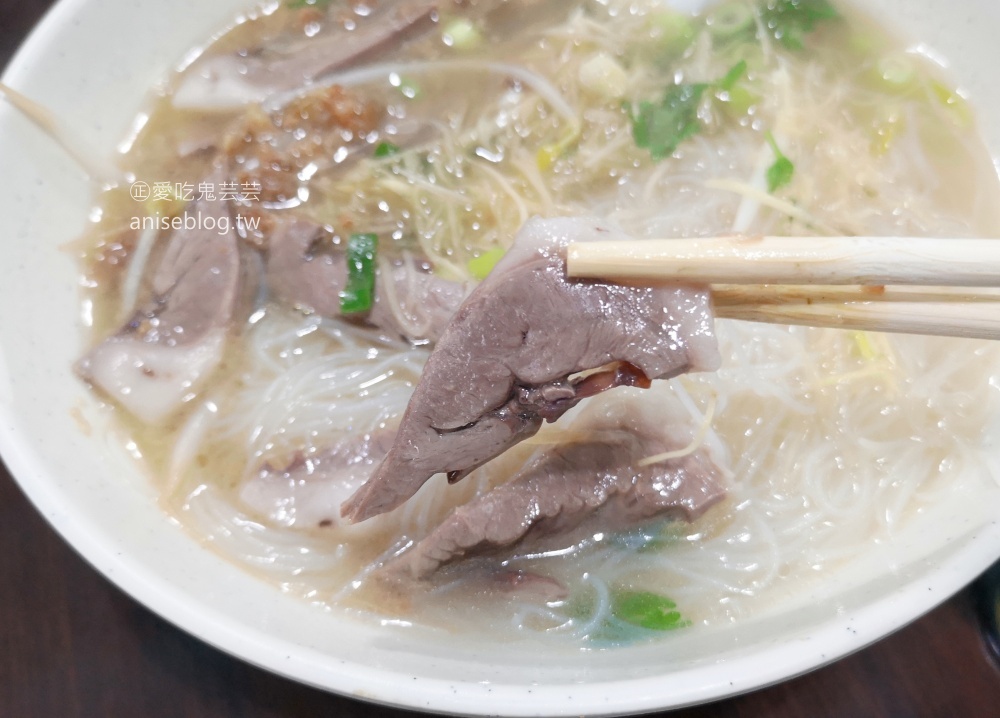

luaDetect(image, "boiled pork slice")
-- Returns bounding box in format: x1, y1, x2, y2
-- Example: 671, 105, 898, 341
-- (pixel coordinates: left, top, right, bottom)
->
265, 215, 468, 343
77, 192, 254, 424
342, 217, 720, 523
173, 0, 441, 110
390, 390, 726, 578
240, 428, 397, 530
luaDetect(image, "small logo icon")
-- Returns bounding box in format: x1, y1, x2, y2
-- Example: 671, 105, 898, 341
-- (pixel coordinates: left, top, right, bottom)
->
130, 181, 151, 201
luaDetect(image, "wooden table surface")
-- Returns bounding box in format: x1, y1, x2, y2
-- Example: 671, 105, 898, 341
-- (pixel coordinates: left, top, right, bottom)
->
2, 2, 1000, 716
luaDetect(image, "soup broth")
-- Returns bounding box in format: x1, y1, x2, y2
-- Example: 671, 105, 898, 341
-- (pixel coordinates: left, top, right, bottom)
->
78, 0, 1000, 645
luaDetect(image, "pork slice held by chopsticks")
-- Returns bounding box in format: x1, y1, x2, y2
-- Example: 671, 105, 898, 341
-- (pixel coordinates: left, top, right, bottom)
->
341, 217, 719, 524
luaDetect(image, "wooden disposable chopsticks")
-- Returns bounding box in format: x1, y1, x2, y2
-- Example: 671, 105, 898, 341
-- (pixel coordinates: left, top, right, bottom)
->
565, 236, 1000, 340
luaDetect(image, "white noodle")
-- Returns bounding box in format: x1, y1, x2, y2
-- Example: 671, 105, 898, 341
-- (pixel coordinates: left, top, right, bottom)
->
704, 178, 845, 235
639, 394, 717, 466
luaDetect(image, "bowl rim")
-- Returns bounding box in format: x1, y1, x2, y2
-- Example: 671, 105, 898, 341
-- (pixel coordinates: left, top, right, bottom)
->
2, 0, 1000, 715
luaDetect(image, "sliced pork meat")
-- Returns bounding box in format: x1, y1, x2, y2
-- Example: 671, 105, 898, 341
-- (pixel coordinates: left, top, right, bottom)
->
173, 0, 441, 110
240, 428, 397, 531
342, 217, 720, 523
391, 390, 726, 578
265, 215, 469, 343
77, 191, 255, 424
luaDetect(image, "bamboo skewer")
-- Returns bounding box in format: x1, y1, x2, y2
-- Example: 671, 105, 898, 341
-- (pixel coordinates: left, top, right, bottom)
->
565, 236, 1000, 341
710, 284, 1000, 306
715, 301, 1000, 340
567, 236, 1000, 286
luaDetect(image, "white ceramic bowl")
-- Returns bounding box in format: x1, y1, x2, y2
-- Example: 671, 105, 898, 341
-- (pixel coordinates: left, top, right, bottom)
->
2, 0, 1000, 714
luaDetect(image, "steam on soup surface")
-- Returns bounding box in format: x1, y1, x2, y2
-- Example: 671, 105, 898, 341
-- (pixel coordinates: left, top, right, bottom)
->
77, 0, 1000, 645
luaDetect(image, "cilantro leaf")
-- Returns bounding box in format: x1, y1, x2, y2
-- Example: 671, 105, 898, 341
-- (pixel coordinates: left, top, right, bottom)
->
613, 590, 689, 631
767, 155, 795, 192
287, 0, 333, 7
629, 61, 751, 161
759, 0, 839, 50
765, 131, 794, 192
631, 83, 708, 160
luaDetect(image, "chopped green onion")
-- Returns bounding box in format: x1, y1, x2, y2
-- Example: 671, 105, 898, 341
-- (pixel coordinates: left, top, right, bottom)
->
874, 54, 916, 90
716, 60, 758, 119
707, 3, 756, 44
930, 80, 972, 127
612, 591, 689, 631
718, 59, 748, 92
647, 10, 697, 56
759, 0, 839, 50
765, 131, 794, 192
578, 52, 629, 101
374, 141, 400, 158
443, 18, 482, 50
467, 247, 507, 280
339, 233, 378, 315
848, 30, 878, 58
537, 126, 581, 171
720, 84, 759, 118
536, 144, 560, 171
